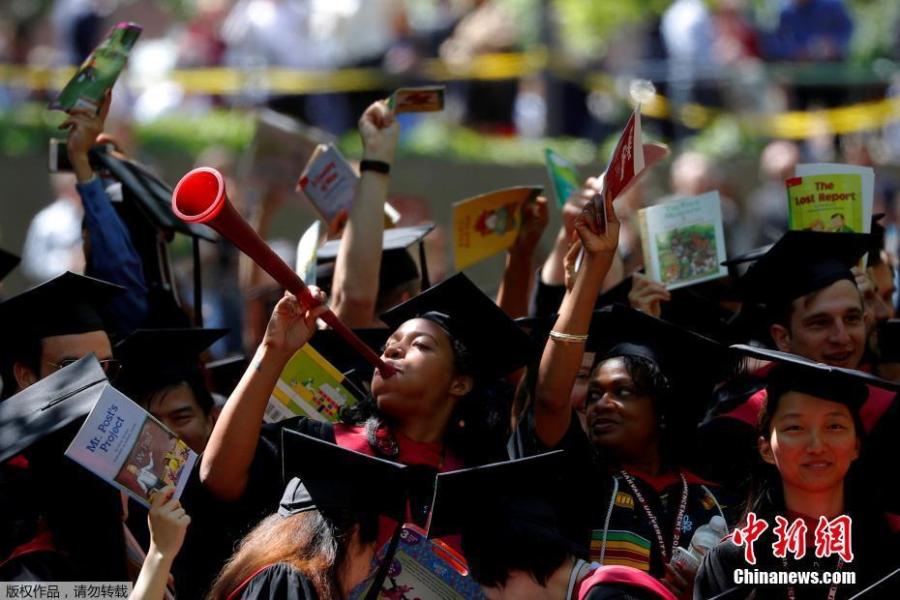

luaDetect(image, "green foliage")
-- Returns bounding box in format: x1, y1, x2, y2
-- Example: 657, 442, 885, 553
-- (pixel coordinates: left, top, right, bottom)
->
552, 0, 669, 58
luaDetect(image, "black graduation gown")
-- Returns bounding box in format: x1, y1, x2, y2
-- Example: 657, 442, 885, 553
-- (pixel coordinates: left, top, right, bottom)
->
230, 562, 320, 600
510, 409, 734, 579
171, 417, 331, 599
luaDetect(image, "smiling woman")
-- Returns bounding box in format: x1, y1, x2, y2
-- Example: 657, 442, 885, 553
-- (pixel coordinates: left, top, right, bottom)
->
696, 347, 900, 599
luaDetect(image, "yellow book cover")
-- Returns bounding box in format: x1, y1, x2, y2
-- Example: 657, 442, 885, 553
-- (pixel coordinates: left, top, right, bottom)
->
264, 343, 361, 423
452, 186, 542, 270
786, 173, 864, 233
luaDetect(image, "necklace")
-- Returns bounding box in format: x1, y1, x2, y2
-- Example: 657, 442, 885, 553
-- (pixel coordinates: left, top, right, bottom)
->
619, 470, 689, 564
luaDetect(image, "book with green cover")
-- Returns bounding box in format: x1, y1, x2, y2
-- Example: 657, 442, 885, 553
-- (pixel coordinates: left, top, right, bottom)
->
50, 22, 142, 112
264, 343, 363, 424
544, 149, 581, 208
638, 191, 727, 290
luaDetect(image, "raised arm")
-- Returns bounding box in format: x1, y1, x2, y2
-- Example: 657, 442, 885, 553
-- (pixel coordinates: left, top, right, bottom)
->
497, 196, 549, 318
200, 289, 327, 501
62, 92, 149, 336
129, 487, 188, 600
330, 101, 400, 327
534, 195, 619, 447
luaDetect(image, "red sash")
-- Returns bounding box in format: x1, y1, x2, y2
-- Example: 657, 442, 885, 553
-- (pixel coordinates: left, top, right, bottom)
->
576, 565, 677, 600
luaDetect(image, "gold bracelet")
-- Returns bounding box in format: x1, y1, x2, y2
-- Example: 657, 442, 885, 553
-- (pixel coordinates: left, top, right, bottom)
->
548, 330, 588, 343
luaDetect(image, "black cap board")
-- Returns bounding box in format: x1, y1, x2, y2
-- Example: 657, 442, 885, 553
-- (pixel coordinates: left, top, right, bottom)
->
587, 304, 727, 383
426, 451, 567, 540
0, 272, 124, 341
0, 248, 19, 283
114, 327, 228, 398
720, 244, 773, 269
591, 273, 738, 342
730, 344, 900, 409
379, 272, 538, 380
737, 230, 872, 307
307, 327, 390, 393
317, 223, 435, 293
0, 355, 108, 463
91, 148, 216, 241
280, 429, 408, 522
876, 320, 900, 363
203, 354, 248, 398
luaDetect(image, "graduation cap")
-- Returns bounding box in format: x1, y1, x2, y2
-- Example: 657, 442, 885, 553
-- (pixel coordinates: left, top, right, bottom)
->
587, 304, 727, 384
379, 273, 538, 380
426, 451, 567, 539
721, 244, 773, 270
0, 355, 107, 463
867, 213, 886, 267
316, 223, 435, 293
88, 146, 215, 326
730, 344, 900, 410
0, 248, 19, 283
307, 327, 390, 391
737, 230, 872, 309
876, 319, 900, 363
114, 327, 227, 402
280, 429, 408, 521
593, 274, 738, 343
203, 354, 248, 398
0, 272, 123, 342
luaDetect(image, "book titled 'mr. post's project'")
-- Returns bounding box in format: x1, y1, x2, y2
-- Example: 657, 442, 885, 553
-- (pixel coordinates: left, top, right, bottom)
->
65, 386, 197, 507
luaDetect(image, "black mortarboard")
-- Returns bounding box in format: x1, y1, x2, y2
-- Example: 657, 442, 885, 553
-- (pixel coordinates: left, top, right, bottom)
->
379, 273, 538, 380
308, 327, 390, 391
89, 147, 215, 326
731, 344, 900, 410
280, 429, 408, 521
316, 224, 435, 293
867, 213, 886, 267
91, 148, 215, 241
0, 248, 19, 283
203, 354, 248, 398
737, 231, 872, 307
426, 451, 567, 539
0, 272, 123, 341
0, 355, 107, 463
586, 304, 726, 380
592, 274, 738, 342
876, 319, 900, 363
114, 328, 227, 397
721, 244, 774, 269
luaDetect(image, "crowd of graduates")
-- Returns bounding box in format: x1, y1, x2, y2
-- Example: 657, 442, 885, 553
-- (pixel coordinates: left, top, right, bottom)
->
1, 91, 900, 600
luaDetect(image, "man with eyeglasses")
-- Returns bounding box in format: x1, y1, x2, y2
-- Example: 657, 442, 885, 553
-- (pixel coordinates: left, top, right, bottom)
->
0, 271, 124, 398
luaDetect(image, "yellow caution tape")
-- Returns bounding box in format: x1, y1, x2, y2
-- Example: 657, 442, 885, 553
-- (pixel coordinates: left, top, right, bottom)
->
2, 52, 899, 139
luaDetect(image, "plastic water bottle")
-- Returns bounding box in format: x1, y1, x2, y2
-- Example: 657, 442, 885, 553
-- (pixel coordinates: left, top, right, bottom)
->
670, 515, 728, 574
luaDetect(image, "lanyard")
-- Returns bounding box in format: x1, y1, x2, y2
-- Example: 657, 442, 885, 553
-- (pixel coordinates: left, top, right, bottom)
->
782, 556, 844, 600
619, 470, 689, 564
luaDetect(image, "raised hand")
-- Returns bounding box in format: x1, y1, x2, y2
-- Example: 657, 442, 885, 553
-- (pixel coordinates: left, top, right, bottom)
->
628, 272, 671, 318
511, 195, 549, 257
573, 189, 620, 257
359, 100, 400, 164
147, 486, 190, 560
262, 287, 329, 357
60, 90, 111, 182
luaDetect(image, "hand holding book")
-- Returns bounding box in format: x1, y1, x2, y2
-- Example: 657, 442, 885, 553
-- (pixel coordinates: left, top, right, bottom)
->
359, 100, 399, 164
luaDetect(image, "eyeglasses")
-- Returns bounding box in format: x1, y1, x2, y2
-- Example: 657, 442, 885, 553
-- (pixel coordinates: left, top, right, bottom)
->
46, 358, 123, 380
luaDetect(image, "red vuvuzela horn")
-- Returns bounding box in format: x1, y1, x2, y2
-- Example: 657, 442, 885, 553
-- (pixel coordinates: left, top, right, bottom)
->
172, 167, 394, 377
